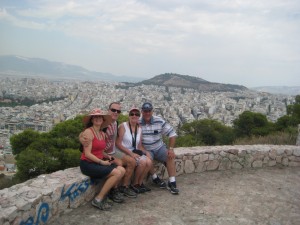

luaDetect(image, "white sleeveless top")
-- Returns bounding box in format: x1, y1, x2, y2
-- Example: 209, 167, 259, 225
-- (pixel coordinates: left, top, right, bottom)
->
121, 122, 142, 151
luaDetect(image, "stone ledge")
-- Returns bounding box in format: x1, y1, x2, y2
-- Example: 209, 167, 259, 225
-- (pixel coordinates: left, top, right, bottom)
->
1, 145, 299, 225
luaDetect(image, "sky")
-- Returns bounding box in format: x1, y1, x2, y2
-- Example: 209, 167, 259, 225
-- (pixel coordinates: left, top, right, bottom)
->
0, 0, 300, 88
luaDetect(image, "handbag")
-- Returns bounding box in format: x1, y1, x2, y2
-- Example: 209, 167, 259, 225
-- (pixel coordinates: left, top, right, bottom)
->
132, 149, 145, 156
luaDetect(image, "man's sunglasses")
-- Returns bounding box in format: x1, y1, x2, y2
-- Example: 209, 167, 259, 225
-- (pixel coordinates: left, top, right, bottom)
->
129, 112, 140, 117
110, 108, 121, 114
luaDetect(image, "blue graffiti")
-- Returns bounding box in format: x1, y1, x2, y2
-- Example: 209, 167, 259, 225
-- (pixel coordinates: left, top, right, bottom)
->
20, 202, 49, 225
60, 179, 90, 201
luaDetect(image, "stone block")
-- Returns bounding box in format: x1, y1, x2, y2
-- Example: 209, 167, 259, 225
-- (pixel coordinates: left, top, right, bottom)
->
285, 149, 293, 156
269, 149, 277, 160
243, 154, 254, 168
268, 160, 276, 167
238, 150, 247, 156
276, 149, 285, 155
219, 158, 231, 170
293, 149, 300, 157
193, 154, 200, 161
276, 156, 282, 163
252, 160, 263, 168
253, 152, 265, 160
2, 206, 18, 222
228, 149, 239, 155
195, 162, 205, 173
184, 160, 195, 174
208, 154, 215, 160
228, 154, 239, 162
263, 156, 270, 164
219, 151, 227, 157
282, 158, 289, 166
206, 160, 219, 171
232, 162, 243, 169
175, 159, 184, 176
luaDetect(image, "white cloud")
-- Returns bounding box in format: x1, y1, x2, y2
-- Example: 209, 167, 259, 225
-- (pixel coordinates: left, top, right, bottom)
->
0, 0, 299, 86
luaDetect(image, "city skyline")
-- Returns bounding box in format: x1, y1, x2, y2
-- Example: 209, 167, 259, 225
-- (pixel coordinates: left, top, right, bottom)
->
0, 0, 300, 88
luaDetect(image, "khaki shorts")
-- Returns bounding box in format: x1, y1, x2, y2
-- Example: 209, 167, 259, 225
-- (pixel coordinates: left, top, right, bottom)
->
109, 149, 125, 159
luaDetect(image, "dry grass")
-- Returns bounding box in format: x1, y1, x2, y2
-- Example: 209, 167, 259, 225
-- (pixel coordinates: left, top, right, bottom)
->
234, 131, 297, 145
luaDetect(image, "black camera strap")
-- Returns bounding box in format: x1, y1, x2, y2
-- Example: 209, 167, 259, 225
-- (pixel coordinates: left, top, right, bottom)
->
128, 122, 138, 149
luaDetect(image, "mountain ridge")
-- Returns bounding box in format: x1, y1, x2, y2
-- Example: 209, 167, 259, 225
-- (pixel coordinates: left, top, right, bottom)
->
0, 55, 142, 83
0, 55, 298, 95
136, 73, 247, 92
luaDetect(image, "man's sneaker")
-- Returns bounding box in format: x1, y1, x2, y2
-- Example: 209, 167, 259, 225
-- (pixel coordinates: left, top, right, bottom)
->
131, 184, 145, 194
167, 181, 179, 195
140, 183, 151, 192
119, 186, 137, 198
152, 177, 167, 189
91, 198, 112, 211
108, 188, 125, 203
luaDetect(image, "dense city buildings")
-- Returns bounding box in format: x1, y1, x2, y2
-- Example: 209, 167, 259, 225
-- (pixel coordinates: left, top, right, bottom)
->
0, 76, 296, 171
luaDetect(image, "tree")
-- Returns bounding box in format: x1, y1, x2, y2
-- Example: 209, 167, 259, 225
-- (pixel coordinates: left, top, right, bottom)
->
176, 134, 203, 147
10, 129, 40, 155
177, 119, 235, 146
233, 111, 273, 137
12, 115, 84, 181
275, 115, 299, 131
118, 114, 129, 124
59, 148, 81, 169
15, 148, 60, 181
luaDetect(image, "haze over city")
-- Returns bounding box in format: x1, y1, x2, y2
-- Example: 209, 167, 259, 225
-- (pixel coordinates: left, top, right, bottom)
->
0, 0, 299, 87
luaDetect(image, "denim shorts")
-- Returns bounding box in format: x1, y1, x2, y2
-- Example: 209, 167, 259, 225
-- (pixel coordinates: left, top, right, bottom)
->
147, 144, 168, 163
135, 155, 147, 166
80, 160, 117, 179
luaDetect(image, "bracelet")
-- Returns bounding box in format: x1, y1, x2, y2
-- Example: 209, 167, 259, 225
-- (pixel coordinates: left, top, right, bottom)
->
169, 147, 174, 151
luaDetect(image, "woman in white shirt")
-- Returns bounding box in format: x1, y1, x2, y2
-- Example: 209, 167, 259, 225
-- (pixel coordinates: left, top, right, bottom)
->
116, 107, 152, 193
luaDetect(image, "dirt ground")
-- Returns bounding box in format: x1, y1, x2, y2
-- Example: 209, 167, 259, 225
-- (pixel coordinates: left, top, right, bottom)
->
49, 166, 300, 225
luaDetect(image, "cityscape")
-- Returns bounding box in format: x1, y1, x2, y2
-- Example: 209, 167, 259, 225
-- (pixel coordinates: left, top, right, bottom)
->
0, 76, 296, 173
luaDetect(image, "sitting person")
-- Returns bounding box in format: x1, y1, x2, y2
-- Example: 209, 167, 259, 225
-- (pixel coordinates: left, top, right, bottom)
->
79, 102, 137, 202
116, 107, 152, 193
139, 102, 179, 195
80, 108, 125, 210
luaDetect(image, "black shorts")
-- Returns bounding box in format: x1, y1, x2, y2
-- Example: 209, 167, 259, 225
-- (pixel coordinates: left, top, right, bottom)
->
80, 160, 117, 179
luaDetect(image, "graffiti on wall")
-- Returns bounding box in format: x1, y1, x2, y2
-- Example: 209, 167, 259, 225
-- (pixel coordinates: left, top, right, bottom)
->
60, 178, 90, 201
20, 202, 49, 225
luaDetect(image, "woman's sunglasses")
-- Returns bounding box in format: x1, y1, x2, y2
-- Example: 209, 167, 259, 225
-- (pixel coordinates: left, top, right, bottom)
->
129, 112, 140, 117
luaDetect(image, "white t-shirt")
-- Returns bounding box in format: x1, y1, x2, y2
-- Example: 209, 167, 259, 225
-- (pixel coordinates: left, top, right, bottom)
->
121, 122, 142, 151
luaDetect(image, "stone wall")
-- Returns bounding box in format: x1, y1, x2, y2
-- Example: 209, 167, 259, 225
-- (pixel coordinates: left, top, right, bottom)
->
1, 145, 300, 225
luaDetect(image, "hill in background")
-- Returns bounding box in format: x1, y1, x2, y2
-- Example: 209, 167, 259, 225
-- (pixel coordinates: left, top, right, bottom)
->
136, 73, 247, 92
0, 55, 298, 95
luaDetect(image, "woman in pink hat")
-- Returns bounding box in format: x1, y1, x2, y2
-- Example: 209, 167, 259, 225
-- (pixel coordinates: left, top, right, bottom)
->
116, 107, 152, 193
80, 108, 125, 210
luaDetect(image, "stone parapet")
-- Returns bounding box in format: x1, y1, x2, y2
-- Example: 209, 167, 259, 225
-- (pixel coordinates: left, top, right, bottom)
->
1, 145, 300, 225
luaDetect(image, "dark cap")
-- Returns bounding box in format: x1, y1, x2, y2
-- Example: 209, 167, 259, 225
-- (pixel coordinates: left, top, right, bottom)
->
141, 102, 153, 110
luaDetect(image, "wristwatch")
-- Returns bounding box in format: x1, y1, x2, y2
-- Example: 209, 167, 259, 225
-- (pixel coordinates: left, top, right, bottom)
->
169, 147, 174, 151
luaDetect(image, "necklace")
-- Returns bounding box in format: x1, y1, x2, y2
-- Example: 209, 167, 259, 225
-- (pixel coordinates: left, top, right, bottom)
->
92, 126, 101, 140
